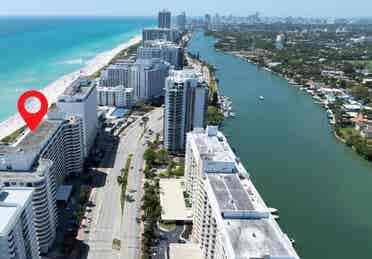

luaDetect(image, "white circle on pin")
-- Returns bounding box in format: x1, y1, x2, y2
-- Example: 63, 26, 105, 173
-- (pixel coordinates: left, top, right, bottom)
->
25, 97, 42, 114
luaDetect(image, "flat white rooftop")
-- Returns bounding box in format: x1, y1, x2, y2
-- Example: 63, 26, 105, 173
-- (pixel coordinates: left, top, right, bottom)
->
188, 127, 237, 170
168, 68, 204, 84
169, 243, 203, 259
159, 178, 192, 222
225, 218, 296, 258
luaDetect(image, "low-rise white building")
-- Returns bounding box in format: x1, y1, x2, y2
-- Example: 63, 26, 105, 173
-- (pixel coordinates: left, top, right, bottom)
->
185, 127, 300, 259
0, 187, 40, 259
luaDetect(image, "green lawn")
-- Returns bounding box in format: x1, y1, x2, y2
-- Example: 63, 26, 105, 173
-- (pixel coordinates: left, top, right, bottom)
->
338, 127, 359, 141
0, 126, 27, 145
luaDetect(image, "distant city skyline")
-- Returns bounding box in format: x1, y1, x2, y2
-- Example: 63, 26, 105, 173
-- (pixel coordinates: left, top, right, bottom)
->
1, 0, 372, 18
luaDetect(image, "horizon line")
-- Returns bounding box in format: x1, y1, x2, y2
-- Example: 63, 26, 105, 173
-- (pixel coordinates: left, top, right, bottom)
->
0, 13, 372, 19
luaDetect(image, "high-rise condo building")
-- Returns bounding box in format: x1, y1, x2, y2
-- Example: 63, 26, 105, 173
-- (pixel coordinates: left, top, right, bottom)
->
0, 187, 40, 259
137, 40, 184, 69
185, 126, 300, 259
164, 69, 208, 153
205, 14, 212, 30
130, 58, 169, 101
97, 86, 134, 108
142, 28, 181, 43
99, 61, 133, 87
57, 76, 98, 158
158, 9, 171, 29
176, 12, 187, 32
0, 112, 84, 253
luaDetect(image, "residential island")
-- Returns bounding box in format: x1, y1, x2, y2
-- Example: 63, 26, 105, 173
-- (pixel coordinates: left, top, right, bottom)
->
202, 17, 372, 161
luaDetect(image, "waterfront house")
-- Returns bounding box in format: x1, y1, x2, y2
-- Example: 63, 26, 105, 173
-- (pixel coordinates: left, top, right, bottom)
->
354, 114, 372, 139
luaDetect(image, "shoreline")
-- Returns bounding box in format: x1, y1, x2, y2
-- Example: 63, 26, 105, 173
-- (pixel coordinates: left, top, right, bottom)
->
224, 48, 372, 161
0, 34, 142, 141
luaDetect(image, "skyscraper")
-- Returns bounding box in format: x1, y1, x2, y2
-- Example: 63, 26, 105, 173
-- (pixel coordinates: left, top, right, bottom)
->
164, 69, 208, 153
176, 12, 187, 32
137, 40, 184, 69
57, 77, 98, 158
0, 113, 84, 253
204, 14, 211, 30
158, 9, 171, 29
142, 28, 180, 43
130, 58, 169, 101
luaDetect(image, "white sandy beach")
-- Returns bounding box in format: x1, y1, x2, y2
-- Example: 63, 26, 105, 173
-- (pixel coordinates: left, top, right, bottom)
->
0, 35, 141, 140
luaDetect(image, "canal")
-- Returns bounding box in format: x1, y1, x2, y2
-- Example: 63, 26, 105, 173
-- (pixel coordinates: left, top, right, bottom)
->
188, 31, 372, 258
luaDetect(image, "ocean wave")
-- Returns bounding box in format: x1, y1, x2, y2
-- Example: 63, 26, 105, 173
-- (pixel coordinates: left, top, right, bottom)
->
62, 58, 85, 65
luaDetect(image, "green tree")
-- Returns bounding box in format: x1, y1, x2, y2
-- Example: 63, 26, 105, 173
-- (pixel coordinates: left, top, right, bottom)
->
156, 148, 168, 164
143, 148, 156, 165
207, 106, 224, 125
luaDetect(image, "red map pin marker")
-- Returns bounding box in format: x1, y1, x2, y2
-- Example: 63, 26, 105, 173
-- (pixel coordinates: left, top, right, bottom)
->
17, 90, 48, 132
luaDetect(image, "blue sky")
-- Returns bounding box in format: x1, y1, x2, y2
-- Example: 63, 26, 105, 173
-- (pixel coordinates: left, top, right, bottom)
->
1, 0, 371, 17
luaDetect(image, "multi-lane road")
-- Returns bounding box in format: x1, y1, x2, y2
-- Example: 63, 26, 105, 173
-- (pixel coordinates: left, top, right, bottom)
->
84, 108, 163, 259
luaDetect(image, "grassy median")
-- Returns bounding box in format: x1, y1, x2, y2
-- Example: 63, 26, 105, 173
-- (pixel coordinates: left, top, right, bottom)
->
118, 154, 133, 214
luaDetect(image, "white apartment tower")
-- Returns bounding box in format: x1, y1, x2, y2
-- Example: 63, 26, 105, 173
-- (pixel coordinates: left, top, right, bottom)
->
185, 127, 300, 259
0, 114, 84, 254
142, 28, 180, 43
137, 40, 184, 69
130, 58, 169, 101
99, 61, 133, 87
164, 69, 208, 153
97, 85, 134, 108
57, 76, 98, 158
158, 9, 171, 29
0, 187, 40, 259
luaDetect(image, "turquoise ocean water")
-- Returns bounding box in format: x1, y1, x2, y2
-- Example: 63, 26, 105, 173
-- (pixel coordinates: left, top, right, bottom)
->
0, 16, 155, 121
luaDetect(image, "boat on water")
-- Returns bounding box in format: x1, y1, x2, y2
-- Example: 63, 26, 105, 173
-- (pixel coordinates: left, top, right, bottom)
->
269, 207, 278, 214
259, 96, 265, 100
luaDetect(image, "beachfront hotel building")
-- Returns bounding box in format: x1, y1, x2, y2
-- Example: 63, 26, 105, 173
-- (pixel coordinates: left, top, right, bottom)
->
184, 126, 300, 259
137, 40, 184, 69
57, 76, 98, 158
0, 111, 85, 253
164, 69, 208, 153
0, 187, 40, 259
99, 61, 133, 87
97, 85, 134, 108
158, 9, 171, 29
130, 58, 170, 101
142, 28, 180, 43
